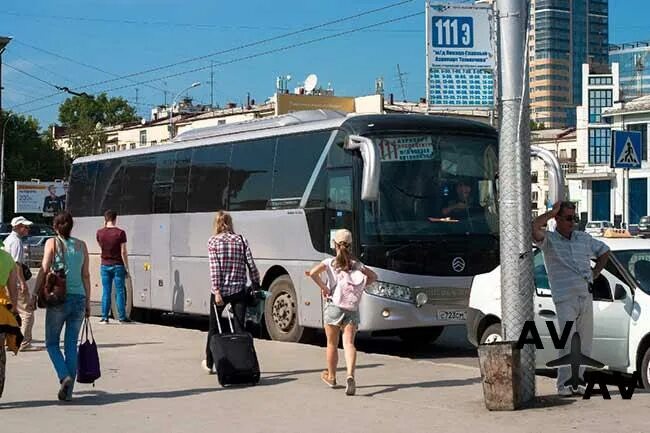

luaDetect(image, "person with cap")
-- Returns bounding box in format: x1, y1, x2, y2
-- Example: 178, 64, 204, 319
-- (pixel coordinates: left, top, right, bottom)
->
4, 216, 35, 351
306, 228, 377, 396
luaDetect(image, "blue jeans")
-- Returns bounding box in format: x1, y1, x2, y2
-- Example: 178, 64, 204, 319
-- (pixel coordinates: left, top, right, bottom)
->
45, 295, 86, 396
101, 264, 126, 320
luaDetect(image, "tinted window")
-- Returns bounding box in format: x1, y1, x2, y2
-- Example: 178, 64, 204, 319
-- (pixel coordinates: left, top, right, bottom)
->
229, 138, 276, 211
172, 149, 192, 213
68, 162, 98, 217
188, 144, 232, 212
152, 151, 176, 214
94, 159, 124, 215
271, 131, 330, 206
122, 155, 156, 215
328, 131, 353, 168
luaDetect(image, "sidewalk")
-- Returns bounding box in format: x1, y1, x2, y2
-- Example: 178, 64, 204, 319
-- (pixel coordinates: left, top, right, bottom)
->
1, 311, 648, 433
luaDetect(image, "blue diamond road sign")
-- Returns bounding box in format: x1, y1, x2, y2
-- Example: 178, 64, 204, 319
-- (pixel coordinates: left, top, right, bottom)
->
611, 130, 642, 169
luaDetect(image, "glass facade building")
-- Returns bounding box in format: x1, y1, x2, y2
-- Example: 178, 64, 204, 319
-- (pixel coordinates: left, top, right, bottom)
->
609, 42, 650, 101
529, 0, 609, 128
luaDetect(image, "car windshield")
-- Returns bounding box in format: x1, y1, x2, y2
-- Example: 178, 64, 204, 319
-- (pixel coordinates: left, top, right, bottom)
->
612, 250, 650, 292
361, 133, 498, 242
28, 225, 55, 236
586, 222, 601, 228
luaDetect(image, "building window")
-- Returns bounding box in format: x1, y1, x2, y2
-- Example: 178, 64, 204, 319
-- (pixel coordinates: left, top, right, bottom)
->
218, 119, 226, 125
559, 149, 567, 160
532, 191, 539, 202
571, 149, 577, 160
588, 128, 611, 165
531, 171, 538, 183
588, 76, 612, 85
130, 143, 136, 150
588, 89, 612, 123
139, 130, 147, 147
151, 140, 157, 146
627, 124, 648, 162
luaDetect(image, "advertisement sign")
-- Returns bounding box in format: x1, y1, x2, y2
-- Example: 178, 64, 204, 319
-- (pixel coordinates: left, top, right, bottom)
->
275, 93, 355, 115
15, 181, 67, 215
426, 3, 495, 109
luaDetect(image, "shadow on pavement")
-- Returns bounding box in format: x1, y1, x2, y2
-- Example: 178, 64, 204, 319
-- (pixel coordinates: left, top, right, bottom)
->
0, 378, 295, 409
96, 341, 164, 349
532, 395, 577, 408
358, 377, 481, 397
263, 363, 384, 380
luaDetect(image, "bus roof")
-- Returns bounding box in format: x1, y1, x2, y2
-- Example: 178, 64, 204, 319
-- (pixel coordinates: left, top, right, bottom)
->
72, 110, 496, 165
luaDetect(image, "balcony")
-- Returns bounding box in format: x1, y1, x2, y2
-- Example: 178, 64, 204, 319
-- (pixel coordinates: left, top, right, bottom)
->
565, 163, 616, 180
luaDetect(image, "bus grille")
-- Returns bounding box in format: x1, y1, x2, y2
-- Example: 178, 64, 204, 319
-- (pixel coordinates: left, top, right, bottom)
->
412, 287, 470, 306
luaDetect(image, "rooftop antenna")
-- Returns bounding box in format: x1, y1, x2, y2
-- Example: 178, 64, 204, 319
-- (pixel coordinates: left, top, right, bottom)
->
396, 64, 408, 101
304, 73, 318, 94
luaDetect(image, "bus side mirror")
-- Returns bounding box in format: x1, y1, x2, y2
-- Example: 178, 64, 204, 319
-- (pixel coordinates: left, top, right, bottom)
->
346, 135, 380, 201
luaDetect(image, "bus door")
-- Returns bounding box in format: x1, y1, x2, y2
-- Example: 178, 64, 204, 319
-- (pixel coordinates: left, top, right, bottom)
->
149, 153, 175, 311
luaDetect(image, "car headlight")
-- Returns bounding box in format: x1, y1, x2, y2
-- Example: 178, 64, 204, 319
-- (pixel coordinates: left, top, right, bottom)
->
365, 281, 413, 303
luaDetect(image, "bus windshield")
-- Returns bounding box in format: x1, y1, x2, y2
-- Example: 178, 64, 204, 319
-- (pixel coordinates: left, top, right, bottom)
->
361, 133, 498, 242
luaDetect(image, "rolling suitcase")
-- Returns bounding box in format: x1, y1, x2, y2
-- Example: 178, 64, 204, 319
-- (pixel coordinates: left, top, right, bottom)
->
210, 304, 261, 386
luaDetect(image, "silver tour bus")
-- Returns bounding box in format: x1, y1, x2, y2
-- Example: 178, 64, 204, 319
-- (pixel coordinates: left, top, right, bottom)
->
67, 110, 504, 343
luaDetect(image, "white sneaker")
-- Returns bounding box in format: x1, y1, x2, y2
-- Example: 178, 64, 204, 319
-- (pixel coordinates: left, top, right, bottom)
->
573, 385, 586, 396
345, 376, 356, 396
201, 359, 216, 375
558, 386, 573, 397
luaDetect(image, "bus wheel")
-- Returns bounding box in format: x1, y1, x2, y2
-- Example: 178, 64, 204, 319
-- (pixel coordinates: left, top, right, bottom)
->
641, 347, 650, 389
264, 275, 311, 343
398, 326, 444, 346
111, 274, 134, 321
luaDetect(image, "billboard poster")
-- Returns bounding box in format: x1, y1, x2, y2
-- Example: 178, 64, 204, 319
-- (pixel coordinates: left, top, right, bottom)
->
426, 3, 496, 109
14, 181, 68, 216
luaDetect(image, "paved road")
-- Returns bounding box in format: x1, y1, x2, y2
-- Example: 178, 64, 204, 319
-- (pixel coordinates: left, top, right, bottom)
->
151, 312, 478, 367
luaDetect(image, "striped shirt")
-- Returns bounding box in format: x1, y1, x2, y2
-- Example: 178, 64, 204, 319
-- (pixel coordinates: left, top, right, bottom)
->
535, 230, 609, 303
207, 232, 260, 297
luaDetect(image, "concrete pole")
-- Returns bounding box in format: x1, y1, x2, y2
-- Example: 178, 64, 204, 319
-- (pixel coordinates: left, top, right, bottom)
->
496, 0, 536, 405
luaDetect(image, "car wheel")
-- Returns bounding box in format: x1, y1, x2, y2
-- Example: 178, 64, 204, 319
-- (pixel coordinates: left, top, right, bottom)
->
480, 323, 503, 345
398, 326, 444, 346
641, 347, 650, 389
264, 275, 313, 343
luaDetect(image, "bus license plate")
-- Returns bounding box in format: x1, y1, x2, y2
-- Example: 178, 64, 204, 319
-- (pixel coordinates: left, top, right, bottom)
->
437, 309, 466, 321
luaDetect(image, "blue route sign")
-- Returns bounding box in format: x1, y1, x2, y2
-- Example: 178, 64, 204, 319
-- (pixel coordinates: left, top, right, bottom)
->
611, 130, 642, 169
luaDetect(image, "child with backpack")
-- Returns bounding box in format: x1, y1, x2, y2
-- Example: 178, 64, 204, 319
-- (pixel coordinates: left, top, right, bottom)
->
306, 229, 377, 396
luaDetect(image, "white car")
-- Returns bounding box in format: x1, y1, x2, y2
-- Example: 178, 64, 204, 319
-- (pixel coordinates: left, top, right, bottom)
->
467, 238, 650, 387
585, 221, 613, 236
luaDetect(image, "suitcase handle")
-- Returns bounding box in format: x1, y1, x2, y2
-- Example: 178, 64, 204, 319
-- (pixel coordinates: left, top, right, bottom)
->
213, 303, 235, 334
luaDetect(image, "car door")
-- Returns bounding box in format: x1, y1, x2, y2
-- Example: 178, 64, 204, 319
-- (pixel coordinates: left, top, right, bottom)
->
590, 258, 632, 369
532, 249, 559, 368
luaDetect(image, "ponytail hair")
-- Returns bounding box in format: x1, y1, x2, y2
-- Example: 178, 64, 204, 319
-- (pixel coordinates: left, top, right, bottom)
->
53, 211, 74, 239
334, 241, 353, 272
213, 210, 234, 235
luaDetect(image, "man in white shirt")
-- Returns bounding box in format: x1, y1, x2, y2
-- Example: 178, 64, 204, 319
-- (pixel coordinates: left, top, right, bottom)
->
4, 216, 34, 350
532, 201, 609, 397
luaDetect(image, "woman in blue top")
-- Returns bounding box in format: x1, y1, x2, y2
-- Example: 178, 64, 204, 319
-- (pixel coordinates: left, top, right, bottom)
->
35, 211, 91, 401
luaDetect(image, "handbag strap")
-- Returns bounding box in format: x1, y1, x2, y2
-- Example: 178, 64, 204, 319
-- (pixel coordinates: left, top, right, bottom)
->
52, 236, 67, 271
80, 317, 95, 343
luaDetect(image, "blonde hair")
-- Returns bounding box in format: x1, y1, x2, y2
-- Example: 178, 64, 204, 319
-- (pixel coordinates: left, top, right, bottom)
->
334, 240, 353, 272
213, 211, 234, 235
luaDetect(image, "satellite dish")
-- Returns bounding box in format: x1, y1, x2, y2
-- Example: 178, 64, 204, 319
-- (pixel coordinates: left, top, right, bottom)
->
304, 74, 318, 93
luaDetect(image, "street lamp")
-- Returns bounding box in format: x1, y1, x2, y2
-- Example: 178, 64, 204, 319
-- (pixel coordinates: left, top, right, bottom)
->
169, 81, 201, 140
0, 112, 15, 224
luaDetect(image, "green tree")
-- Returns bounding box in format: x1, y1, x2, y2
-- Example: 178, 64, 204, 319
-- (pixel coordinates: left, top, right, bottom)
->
58, 93, 138, 157
1, 111, 69, 221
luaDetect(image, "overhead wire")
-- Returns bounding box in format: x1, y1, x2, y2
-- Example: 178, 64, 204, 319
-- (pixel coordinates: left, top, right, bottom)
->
8, 0, 416, 110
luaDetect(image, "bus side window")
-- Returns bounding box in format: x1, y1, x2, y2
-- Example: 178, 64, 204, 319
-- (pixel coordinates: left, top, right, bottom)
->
122, 155, 156, 215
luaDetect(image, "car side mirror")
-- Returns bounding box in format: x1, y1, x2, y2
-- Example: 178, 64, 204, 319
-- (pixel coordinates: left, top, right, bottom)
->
614, 284, 627, 301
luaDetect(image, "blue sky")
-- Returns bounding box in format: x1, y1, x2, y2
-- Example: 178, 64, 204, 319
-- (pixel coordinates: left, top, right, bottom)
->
1, 0, 648, 130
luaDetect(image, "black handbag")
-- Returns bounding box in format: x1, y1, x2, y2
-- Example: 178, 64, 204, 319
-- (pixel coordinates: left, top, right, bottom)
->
238, 235, 262, 307
21, 263, 32, 281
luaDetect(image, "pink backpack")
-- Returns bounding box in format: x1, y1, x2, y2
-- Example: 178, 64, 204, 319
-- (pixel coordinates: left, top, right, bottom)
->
331, 263, 367, 311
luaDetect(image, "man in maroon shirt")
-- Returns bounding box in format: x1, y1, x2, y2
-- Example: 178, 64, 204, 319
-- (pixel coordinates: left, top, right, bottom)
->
96, 210, 131, 323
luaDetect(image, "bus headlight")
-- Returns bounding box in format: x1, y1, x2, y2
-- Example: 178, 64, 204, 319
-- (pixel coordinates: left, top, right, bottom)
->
365, 281, 413, 303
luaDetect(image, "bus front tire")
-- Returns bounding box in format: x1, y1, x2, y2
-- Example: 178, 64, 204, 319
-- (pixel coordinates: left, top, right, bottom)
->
480, 323, 503, 345
264, 275, 312, 343
398, 326, 444, 345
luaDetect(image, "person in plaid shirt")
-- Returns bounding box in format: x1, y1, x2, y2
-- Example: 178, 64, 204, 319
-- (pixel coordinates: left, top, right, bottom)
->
203, 211, 260, 374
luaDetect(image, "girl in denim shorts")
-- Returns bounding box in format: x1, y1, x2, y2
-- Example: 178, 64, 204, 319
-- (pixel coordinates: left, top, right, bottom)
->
306, 229, 377, 396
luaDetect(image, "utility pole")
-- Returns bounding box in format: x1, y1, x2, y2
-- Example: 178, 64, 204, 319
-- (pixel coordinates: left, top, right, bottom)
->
210, 61, 214, 108
397, 64, 407, 101
496, 0, 536, 406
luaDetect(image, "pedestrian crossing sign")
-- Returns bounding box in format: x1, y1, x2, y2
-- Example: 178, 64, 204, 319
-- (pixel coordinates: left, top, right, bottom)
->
612, 130, 642, 169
